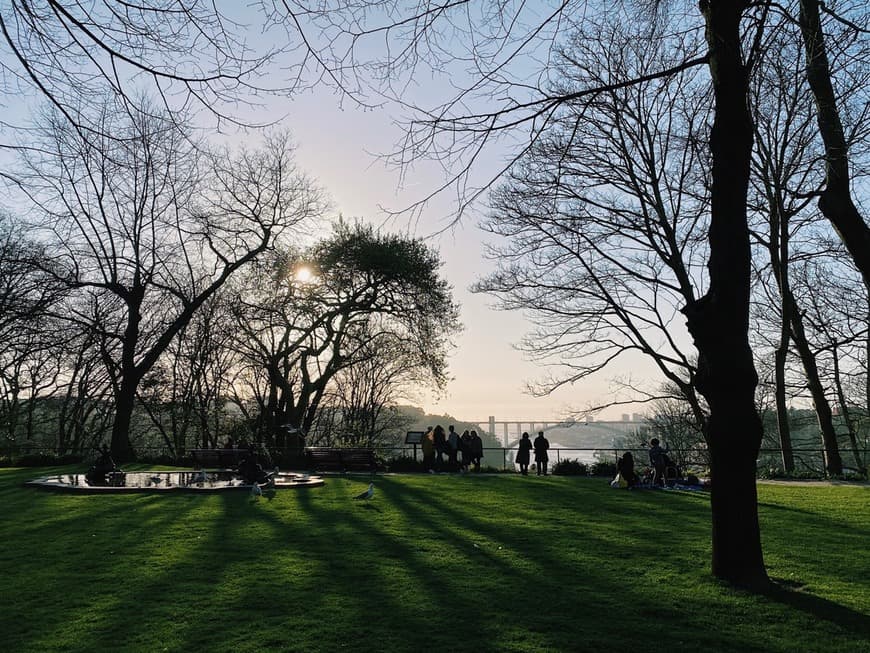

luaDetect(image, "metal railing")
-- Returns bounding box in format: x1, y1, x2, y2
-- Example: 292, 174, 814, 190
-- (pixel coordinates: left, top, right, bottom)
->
3, 444, 866, 478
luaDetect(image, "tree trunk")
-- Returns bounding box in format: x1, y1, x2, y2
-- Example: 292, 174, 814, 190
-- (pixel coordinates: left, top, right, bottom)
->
773, 342, 795, 473
772, 215, 795, 473
110, 375, 137, 462
787, 299, 843, 475
685, 0, 768, 587
110, 294, 142, 462
798, 0, 870, 288
831, 345, 866, 475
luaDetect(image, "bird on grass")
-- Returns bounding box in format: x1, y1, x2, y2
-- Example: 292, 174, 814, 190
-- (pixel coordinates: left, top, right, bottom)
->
250, 483, 263, 499
353, 482, 374, 501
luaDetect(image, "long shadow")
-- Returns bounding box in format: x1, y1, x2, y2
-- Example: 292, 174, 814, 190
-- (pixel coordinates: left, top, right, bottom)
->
5, 470, 868, 652
761, 581, 870, 640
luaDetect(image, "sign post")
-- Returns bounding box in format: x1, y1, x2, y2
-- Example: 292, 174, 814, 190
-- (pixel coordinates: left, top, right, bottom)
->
405, 431, 425, 461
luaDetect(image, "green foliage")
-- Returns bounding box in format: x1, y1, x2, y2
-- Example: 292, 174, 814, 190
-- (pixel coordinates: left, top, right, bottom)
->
551, 458, 588, 475
1, 468, 867, 652
384, 455, 427, 473
1, 453, 83, 467
589, 460, 617, 477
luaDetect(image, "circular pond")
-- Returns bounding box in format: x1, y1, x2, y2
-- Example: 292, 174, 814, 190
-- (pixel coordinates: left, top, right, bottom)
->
26, 470, 323, 492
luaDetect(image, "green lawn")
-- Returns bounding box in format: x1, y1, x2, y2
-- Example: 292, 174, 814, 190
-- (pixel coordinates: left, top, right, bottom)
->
1, 468, 867, 652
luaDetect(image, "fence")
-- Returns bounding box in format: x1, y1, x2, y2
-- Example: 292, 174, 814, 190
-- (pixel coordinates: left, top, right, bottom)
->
377, 445, 868, 477
3, 444, 867, 478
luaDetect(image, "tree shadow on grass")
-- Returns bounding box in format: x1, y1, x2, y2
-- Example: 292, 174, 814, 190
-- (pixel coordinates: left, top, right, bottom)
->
761, 580, 870, 639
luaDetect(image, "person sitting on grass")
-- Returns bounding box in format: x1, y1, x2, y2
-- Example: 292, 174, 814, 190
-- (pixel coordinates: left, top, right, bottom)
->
616, 452, 639, 487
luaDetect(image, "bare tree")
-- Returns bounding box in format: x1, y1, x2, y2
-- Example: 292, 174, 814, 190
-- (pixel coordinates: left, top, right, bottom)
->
12, 100, 321, 460
796, 0, 870, 286
263, 0, 776, 585
748, 12, 848, 475
0, 214, 68, 452
327, 332, 426, 447
474, 24, 710, 436
228, 223, 458, 455
0, 2, 284, 140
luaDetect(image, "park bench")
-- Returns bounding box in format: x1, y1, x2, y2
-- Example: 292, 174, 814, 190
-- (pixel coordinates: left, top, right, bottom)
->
189, 448, 246, 469
305, 447, 377, 474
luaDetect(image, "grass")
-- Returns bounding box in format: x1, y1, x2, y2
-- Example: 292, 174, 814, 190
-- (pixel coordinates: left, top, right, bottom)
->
1, 467, 868, 653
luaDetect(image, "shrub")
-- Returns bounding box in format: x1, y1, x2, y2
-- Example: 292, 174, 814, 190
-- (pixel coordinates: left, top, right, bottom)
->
588, 461, 617, 477
552, 459, 587, 476
11, 453, 84, 467
385, 455, 427, 473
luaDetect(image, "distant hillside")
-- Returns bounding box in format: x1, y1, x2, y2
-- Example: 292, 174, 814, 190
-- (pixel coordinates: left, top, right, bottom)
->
394, 406, 502, 448
394, 406, 649, 450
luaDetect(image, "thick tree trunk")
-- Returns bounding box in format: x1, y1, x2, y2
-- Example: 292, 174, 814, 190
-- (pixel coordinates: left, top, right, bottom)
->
110, 376, 137, 462
798, 0, 870, 287
685, 0, 768, 587
110, 297, 143, 462
788, 300, 843, 475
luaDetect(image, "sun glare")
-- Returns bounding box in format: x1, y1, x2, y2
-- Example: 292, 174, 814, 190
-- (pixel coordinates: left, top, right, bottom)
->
295, 266, 314, 283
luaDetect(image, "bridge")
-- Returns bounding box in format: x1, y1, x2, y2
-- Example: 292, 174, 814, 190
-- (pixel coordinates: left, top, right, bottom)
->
472, 415, 650, 448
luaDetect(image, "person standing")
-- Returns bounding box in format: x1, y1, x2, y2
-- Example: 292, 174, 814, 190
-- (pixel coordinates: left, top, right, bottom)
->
421, 426, 435, 473
433, 425, 447, 469
470, 430, 484, 472
648, 438, 669, 487
460, 429, 472, 472
447, 425, 460, 470
533, 431, 550, 476
516, 432, 532, 476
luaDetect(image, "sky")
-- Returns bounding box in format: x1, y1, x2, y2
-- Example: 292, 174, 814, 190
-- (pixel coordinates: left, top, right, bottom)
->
275, 89, 657, 422
0, 4, 662, 425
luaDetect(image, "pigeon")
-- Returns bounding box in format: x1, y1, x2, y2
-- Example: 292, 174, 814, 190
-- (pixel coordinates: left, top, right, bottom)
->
353, 482, 374, 500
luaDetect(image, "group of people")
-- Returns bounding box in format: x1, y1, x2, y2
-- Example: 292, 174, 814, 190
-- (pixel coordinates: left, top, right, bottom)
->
516, 431, 550, 476
421, 425, 484, 472
613, 438, 679, 488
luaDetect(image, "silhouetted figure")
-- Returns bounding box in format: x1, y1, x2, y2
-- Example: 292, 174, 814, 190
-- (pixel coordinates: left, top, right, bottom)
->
460, 429, 472, 472
516, 432, 532, 475
648, 438, 671, 487
237, 445, 270, 485
447, 425, 459, 470
422, 426, 435, 472
616, 452, 639, 487
470, 430, 484, 472
533, 431, 550, 476
86, 444, 123, 486
433, 425, 447, 468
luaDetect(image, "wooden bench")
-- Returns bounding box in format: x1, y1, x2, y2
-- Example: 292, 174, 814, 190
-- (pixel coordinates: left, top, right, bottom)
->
189, 448, 246, 469
306, 447, 377, 474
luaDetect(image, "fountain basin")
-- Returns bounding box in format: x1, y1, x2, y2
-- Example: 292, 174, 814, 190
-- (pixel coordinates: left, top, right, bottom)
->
25, 470, 324, 493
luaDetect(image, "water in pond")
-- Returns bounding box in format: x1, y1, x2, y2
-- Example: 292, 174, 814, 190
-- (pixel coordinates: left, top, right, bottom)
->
26, 470, 323, 491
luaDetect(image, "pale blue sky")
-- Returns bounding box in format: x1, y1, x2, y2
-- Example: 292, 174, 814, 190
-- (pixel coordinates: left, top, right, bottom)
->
277, 88, 659, 421
0, 4, 662, 423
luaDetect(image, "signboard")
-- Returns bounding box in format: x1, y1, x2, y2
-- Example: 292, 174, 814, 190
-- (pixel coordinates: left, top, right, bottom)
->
404, 431, 425, 445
